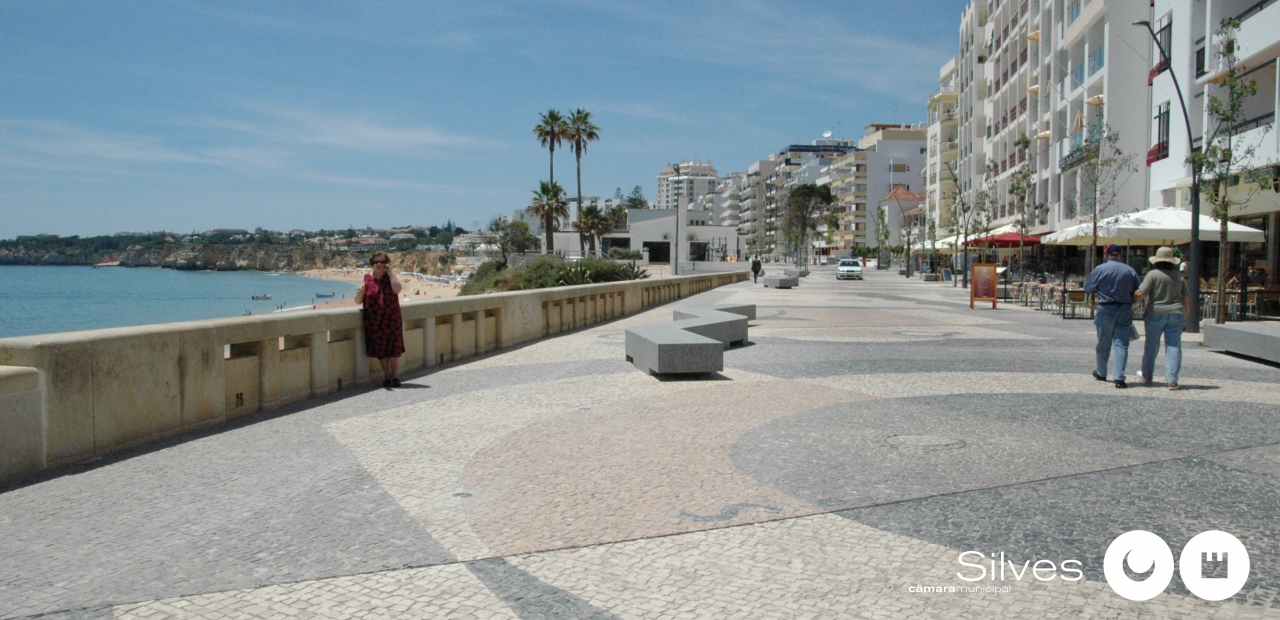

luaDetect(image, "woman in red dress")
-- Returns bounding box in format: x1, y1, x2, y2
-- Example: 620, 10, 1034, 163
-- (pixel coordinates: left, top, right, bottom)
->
355, 252, 405, 387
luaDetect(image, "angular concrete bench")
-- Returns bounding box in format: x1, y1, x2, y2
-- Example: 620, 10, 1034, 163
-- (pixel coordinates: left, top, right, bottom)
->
762, 276, 799, 289
625, 305, 755, 376
1204, 323, 1280, 364
783, 268, 809, 277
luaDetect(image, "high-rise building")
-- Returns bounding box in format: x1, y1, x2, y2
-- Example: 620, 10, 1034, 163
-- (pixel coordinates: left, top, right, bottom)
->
656, 161, 719, 210
1148, 0, 1279, 282
828, 125, 927, 254
926, 58, 961, 244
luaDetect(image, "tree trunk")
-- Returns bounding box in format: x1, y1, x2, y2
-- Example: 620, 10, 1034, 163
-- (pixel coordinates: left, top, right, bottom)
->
1216, 213, 1229, 323
545, 215, 555, 254
575, 150, 583, 234
549, 145, 555, 187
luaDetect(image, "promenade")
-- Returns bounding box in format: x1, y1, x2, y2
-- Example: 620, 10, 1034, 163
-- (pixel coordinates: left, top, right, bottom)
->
3, 267, 1278, 619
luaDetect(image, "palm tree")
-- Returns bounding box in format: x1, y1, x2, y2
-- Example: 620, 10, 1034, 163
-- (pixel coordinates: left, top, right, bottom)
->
586, 205, 614, 254
571, 215, 592, 256
533, 109, 568, 187
529, 181, 568, 254
565, 109, 600, 232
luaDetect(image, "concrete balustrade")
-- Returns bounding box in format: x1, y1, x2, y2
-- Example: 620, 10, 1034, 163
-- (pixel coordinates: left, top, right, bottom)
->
0, 271, 746, 484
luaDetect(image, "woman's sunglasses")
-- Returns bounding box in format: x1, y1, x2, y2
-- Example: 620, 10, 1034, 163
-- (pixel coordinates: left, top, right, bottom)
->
373, 260, 389, 265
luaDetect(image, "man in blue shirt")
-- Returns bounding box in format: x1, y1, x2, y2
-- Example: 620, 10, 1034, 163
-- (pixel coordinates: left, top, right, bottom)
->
1084, 244, 1143, 388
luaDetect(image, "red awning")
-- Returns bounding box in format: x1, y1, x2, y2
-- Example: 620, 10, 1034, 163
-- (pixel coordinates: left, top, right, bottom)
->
963, 232, 1041, 248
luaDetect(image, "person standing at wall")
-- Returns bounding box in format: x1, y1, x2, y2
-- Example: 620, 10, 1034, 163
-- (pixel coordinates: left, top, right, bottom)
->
1084, 244, 1142, 388
355, 252, 405, 387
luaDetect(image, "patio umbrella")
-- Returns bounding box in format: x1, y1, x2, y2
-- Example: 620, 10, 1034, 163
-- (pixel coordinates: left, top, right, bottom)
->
1102, 206, 1265, 244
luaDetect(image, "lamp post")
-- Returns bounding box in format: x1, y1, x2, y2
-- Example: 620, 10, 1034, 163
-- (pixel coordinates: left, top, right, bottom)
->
1134, 20, 1203, 332
672, 163, 681, 276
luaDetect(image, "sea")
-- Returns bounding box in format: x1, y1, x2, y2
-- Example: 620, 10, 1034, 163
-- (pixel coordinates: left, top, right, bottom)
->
0, 266, 357, 339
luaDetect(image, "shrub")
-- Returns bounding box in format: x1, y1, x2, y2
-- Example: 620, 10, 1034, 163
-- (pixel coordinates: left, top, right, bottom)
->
607, 247, 643, 260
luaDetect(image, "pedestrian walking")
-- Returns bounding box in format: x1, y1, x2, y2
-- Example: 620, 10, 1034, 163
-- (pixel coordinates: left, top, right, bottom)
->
1084, 244, 1141, 388
355, 251, 405, 387
1136, 247, 1189, 390
751, 256, 762, 283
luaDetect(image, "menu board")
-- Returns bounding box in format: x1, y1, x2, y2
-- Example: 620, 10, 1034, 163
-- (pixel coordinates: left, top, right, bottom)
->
970, 263, 998, 309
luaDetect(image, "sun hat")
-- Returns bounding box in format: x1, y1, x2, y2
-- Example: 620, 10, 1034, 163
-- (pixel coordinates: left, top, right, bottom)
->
1104, 243, 1122, 256
1149, 246, 1181, 265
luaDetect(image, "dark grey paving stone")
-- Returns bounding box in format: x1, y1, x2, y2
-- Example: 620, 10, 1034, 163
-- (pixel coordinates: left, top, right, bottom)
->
466, 558, 620, 620
730, 394, 1174, 512
841, 458, 1280, 608
0, 424, 454, 618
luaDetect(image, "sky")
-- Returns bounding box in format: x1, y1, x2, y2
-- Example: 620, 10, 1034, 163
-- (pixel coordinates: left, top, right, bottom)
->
0, 0, 969, 238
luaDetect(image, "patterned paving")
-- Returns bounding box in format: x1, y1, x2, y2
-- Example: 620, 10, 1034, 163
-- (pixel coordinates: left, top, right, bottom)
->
3, 266, 1279, 618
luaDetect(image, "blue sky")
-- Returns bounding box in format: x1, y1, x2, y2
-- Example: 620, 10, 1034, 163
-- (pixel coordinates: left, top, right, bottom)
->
0, 0, 968, 238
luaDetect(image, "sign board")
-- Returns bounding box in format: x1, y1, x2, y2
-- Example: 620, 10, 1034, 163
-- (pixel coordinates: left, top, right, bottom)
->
970, 263, 998, 309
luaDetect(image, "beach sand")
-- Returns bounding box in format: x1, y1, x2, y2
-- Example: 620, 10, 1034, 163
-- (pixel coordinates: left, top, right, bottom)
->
298, 268, 462, 308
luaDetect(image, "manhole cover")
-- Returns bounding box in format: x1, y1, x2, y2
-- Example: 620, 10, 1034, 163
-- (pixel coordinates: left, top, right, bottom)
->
884, 435, 965, 450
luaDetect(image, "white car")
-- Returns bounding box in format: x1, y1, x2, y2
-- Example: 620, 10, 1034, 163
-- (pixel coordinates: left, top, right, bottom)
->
836, 259, 863, 280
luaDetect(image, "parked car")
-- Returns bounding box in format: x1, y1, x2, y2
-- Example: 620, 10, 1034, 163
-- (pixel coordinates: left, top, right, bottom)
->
836, 259, 863, 280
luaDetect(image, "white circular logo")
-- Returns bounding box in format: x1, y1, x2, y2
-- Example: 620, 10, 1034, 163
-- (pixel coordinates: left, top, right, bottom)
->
1179, 530, 1250, 601
1104, 530, 1175, 601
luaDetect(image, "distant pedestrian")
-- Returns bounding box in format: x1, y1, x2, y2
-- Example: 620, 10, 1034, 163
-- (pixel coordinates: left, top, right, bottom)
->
751, 256, 762, 283
356, 252, 405, 387
1084, 244, 1141, 388
1136, 247, 1189, 390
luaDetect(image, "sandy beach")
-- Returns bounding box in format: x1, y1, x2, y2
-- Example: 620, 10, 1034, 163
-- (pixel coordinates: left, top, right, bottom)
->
299, 268, 462, 305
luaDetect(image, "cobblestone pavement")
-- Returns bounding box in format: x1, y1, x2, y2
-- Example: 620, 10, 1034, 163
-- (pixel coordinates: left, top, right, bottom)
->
3, 267, 1279, 618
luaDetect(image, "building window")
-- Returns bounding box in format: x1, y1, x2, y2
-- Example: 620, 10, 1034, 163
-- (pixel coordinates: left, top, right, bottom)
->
1149, 19, 1172, 84
1147, 103, 1170, 166
1195, 47, 1206, 77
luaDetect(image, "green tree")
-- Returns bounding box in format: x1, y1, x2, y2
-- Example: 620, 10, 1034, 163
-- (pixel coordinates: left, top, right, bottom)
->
587, 205, 614, 254
1006, 135, 1044, 280
489, 218, 539, 266
528, 181, 568, 254
1189, 18, 1275, 323
782, 184, 834, 265
875, 204, 890, 263
534, 109, 569, 187
566, 108, 601, 233
624, 185, 648, 210
1062, 106, 1137, 270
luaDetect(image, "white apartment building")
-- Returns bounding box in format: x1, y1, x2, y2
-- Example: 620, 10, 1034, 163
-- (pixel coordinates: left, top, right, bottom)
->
512, 196, 623, 240
738, 159, 776, 254
926, 58, 961, 240
1149, 0, 1279, 281
761, 140, 857, 256
828, 125, 927, 254
956, 0, 993, 214
715, 173, 745, 228
656, 161, 719, 210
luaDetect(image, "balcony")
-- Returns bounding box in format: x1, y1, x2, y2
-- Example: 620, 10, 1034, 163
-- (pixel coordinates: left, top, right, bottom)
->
1066, 1, 1080, 25
1088, 46, 1104, 76
1146, 141, 1170, 166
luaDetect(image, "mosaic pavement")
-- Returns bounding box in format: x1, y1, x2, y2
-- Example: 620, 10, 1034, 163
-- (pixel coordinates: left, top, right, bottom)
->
3, 266, 1279, 619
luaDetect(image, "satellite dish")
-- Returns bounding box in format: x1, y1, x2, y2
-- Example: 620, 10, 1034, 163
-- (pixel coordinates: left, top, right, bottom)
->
823, 131, 832, 138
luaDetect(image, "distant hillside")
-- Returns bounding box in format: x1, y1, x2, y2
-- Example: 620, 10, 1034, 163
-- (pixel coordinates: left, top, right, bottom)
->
0, 243, 454, 275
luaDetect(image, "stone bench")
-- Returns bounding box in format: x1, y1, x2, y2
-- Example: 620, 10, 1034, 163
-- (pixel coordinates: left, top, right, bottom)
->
762, 276, 799, 289
625, 305, 755, 376
783, 268, 809, 277
1204, 323, 1280, 364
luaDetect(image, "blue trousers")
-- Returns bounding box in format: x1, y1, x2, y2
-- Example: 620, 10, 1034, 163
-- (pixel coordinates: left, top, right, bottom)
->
1094, 305, 1132, 381
1141, 313, 1185, 384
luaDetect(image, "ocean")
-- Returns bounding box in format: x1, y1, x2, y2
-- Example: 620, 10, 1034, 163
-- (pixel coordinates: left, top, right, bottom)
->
0, 266, 356, 339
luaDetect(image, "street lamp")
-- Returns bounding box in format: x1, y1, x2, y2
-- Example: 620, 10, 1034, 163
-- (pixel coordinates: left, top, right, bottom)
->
1134, 20, 1203, 332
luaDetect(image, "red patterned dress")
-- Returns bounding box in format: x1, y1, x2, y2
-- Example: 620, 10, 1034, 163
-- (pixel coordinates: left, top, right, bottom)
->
361, 273, 405, 359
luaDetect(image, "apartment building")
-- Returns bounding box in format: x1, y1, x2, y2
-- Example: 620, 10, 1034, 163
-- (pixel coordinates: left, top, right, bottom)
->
738, 159, 776, 255
925, 58, 962, 242
760, 140, 857, 256
828, 125, 927, 254
1148, 0, 1279, 280
715, 173, 745, 228
656, 161, 719, 210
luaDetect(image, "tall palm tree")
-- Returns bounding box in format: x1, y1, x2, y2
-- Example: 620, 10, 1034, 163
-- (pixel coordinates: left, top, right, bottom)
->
529, 181, 568, 254
533, 109, 568, 187
565, 109, 600, 232
571, 216, 592, 256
